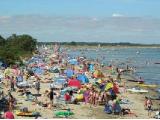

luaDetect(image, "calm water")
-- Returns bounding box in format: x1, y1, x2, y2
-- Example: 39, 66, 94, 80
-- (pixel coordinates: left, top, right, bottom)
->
68, 47, 160, 85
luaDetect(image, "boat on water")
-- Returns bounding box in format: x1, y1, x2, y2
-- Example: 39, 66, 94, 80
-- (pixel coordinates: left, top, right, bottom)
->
127, 88, 148, 93
138, 84, 158, 88
154, 62, 160, 64
136, 51, 140, 54
128, 79, 144, 84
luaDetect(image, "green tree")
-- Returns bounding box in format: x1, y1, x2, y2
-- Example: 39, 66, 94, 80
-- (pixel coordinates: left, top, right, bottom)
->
0, 35, 5, 46
0, 34, 37, 65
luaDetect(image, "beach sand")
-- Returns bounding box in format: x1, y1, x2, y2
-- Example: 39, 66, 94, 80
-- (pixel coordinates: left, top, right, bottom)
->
1, 73, 158, 119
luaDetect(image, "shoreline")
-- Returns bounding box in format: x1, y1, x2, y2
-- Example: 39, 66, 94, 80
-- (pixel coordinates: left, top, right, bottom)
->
0, 46, 160, 119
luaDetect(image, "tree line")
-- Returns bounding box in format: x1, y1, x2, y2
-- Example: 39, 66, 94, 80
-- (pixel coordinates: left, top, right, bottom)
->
38, 41, 160, 47
0, 34, 37, 65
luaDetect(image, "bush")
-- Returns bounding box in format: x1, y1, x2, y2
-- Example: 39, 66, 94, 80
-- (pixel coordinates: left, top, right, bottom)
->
0, 34, 37, 65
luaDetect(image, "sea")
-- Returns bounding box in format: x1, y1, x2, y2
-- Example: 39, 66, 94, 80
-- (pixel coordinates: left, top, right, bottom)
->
68, 47, 160, 85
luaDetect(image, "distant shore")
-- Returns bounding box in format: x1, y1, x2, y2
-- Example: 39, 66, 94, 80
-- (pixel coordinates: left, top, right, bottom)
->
38, 42, 160, 48
63, 45, 160, 49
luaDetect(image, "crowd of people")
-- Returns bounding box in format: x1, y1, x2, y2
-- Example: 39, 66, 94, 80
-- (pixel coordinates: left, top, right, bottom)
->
0, 44, 159, 119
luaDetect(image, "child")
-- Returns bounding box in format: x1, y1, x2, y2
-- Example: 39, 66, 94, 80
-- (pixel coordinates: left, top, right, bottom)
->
89, 88, 94, 108
84, 88, 90, 104
93, 90, 97, 107
64, 92, 71, 104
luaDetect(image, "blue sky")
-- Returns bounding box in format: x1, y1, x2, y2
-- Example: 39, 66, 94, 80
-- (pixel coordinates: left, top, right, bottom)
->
0, 0, 160, 43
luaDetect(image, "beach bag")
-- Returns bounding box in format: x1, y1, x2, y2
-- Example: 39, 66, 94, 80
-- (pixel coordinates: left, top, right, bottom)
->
76, 94, 84, 101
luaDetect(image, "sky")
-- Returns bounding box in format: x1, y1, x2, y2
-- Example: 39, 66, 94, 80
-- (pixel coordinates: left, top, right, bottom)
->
0, 0, 160, 44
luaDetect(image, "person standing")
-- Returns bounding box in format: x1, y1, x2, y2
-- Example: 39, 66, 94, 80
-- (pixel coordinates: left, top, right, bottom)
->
146, 98, 153, 118
48, 88, 54, 107
35, 78, 40, 94
8, 93, 15, 111
10, 76, 15, 92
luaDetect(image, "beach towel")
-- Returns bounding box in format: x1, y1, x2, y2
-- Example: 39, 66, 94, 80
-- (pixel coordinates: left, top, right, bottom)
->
4, 111, 14, 119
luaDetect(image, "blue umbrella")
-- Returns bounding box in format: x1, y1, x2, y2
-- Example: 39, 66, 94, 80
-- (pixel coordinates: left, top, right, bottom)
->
68, 59, 78, 65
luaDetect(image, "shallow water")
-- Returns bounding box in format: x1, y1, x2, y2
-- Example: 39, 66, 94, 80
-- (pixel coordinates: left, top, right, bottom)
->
68, 47, 160, 85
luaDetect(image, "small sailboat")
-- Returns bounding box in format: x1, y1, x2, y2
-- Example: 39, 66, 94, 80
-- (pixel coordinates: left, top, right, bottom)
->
136, 51, 140, 54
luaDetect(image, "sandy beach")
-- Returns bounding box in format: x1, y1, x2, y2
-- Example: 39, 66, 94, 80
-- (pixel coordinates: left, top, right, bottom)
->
0, 45, 160, 119
1, 71, 159, 119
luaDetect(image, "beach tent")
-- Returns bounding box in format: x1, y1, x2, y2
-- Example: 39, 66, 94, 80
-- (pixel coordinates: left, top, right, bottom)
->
55, 77, 66, 83
32, 67, 44, 75
68, 78, 81, 88
50, 77, 66, 89
65, 69, 75, 78
49, 66, 60, 73
93, 70, 104, 78
77, 74, 89, 84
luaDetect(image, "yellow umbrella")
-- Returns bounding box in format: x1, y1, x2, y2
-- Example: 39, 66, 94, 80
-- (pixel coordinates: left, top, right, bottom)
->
105, 82, 113, 91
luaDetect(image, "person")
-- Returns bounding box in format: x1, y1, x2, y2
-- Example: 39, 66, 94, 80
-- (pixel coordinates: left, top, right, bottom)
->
97, 91, 102, 105
10, 76, 15, 91
69, 90, 77, 104
64, 91, 71, 104
8, 93, 15, 111
84, 88, 90, 104
35, 78, 40, 94
146, 98, 153, 118
89, 88, 94, 107
48, 88, 54, 107
121, 108, 138, 117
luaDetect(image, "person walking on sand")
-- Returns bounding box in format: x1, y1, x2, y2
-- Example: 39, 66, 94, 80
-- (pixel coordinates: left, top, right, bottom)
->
48, 88, 54, 108
146, 98, 153, 118
35, 78, 40, 94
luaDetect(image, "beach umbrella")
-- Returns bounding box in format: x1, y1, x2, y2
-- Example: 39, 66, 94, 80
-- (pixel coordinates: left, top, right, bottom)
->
68, 59, 78, 65
65, 69, 75, 78
68, 78, 81, 88
77, 74, 89, 84
105, 83, 113, 91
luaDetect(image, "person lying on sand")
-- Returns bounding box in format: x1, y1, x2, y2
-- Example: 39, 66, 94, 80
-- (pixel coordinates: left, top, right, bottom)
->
121, 108, 138, 117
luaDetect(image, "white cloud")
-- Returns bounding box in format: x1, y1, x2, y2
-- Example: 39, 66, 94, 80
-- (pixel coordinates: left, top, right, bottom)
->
92, 17, 98, 21
0, 15, 160, 43
112, 13, 124, 17
0, 16, 11, 23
